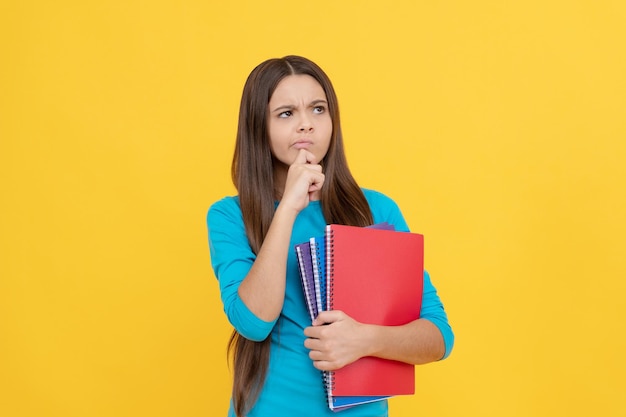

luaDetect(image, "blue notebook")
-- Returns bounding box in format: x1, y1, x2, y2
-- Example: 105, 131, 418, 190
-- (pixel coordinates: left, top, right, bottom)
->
309, 236, 326, 313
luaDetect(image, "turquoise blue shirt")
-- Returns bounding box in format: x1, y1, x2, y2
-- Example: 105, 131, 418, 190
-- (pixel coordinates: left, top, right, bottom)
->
207, 189, 454, 417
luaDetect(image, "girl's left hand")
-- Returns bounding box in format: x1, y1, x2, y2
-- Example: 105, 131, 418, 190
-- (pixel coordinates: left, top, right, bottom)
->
303, 310, 371, 371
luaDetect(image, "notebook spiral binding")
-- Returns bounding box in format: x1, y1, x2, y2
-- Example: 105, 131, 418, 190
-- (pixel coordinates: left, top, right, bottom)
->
325, 225, 336, 397
326, 225, 334, 313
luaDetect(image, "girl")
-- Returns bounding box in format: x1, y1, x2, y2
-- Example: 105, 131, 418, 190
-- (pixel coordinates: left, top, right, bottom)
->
207, 55, 454, 417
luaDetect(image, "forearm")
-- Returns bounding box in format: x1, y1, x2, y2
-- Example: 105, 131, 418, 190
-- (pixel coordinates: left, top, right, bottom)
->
237, 204, 298, 321
364, 318, 445, 365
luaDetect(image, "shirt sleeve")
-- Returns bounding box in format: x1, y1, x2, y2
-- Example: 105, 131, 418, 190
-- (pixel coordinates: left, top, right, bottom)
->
207, 198, 277, 342
421, 270, 455, 359
364, 189, 455, 359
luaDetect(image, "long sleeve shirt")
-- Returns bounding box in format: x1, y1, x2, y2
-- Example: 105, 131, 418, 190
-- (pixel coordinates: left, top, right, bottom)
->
207, 189, 454, 417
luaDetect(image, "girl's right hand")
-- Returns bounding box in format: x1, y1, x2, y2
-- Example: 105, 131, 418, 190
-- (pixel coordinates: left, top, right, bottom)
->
280, 149, 325, 213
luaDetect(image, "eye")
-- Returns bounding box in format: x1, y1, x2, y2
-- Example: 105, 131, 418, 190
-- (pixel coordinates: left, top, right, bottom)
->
278, 110, 292, 118
313, 106, 326, 114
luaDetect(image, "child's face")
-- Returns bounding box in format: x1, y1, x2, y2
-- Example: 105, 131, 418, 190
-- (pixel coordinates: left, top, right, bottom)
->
267, 74, 332, 168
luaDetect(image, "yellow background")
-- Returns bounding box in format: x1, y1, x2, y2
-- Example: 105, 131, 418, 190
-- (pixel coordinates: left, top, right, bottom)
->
1, 1, 625, 416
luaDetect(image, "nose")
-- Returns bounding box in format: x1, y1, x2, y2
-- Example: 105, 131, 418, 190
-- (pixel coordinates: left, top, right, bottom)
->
298, 113, 314, 132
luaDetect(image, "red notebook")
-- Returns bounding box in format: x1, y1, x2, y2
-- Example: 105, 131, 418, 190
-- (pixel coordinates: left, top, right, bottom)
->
325, 224, 424, 397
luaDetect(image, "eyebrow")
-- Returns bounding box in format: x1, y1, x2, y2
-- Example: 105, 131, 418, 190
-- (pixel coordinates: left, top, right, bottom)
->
271, 99, 328, 113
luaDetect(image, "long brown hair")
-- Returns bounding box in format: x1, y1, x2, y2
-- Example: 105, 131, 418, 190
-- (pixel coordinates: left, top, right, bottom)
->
230, 55, 373, 416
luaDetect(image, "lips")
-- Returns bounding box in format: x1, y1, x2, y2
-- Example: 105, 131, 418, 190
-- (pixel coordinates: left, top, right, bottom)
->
292, 140, 313, 149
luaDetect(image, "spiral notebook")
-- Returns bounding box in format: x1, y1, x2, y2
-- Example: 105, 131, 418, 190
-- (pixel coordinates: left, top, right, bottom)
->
309, 237, 326, 314
295, 242, 318, 322
296, 223, 394, 410
325, 224, 424, 397
295, 222, 418, 410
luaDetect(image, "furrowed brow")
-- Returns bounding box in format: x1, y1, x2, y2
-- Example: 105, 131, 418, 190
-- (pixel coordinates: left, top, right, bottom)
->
271, 104, 295, 113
